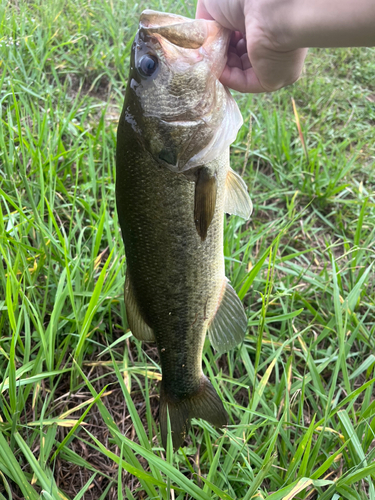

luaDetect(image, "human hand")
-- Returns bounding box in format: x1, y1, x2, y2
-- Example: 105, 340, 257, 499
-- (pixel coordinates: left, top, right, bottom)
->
196, 0, 307, 93
196, 0, 375, 93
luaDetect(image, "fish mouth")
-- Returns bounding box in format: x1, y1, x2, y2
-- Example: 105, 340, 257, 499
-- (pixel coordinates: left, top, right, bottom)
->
140, 10, 192, 28
139, 10, 207, 49
138, 9, 231, 78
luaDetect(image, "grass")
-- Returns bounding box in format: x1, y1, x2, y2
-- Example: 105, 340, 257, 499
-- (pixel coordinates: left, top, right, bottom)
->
0, 0, 374, 498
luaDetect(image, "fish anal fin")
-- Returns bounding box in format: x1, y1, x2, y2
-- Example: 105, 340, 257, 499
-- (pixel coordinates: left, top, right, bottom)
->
124, 271, 155, 342
208, 279, 247, 354
224, 168, 253, 220
160, 376, 227, 450
194, 167, 217, 241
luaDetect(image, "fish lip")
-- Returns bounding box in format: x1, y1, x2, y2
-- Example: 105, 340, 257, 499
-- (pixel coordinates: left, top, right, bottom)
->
139, 9, 192, 28
138, 9, 229, 56
139, 10, 207, 49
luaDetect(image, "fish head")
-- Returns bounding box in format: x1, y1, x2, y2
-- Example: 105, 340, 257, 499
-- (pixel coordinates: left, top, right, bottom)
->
123, 10, 243, 172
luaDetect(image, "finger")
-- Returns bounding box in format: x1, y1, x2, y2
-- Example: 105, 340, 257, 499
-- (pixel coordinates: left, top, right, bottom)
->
227, 51, 252, 71
236, 37, 247, 57
227, 51, 242, 68
220, 65, 268, 93
240, 52, 252, 70
230, 31, 243, 46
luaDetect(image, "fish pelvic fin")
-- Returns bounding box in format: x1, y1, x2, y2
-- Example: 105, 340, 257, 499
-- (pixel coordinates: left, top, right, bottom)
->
194, 166, 218, 241
160, 376, 228, 450
124, 270, 155, 342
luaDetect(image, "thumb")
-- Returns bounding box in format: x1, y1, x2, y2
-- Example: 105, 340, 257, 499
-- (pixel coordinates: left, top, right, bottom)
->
249, 45, 308, 92
196, 1, 214, 20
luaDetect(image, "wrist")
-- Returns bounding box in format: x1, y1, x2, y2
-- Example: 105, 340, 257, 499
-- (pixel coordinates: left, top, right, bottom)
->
282, 0, 375, 49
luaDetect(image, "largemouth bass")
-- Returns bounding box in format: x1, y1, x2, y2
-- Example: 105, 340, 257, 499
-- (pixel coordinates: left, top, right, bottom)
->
116, 10, 252, 450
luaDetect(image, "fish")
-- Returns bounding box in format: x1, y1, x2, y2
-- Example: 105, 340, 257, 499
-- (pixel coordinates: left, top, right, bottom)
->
116, 9, 252, 450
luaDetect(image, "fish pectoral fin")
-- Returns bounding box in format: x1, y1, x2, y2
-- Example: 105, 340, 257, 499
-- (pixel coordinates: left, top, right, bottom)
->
124, 271, 155, 342
208, 279, 248, 354
160, 376, 227, 450
194, 167, 217, 241
224, 168, 253, 220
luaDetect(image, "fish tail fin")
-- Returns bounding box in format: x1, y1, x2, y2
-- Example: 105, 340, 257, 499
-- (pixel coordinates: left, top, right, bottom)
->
160, 376, 228, 450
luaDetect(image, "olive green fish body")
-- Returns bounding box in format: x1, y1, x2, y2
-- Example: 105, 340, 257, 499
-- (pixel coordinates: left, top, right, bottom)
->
117, 120, 227, 385
116, 10, 252, 449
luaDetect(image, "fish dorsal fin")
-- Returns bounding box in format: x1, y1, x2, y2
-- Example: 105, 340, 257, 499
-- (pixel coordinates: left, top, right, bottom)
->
194, 167, 217, 241
224, 168, 253, 220
208, 279, 247, 353
124, 271, 155, 342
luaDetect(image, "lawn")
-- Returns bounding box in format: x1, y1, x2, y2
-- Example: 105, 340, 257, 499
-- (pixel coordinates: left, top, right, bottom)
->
0, 0, 374, 498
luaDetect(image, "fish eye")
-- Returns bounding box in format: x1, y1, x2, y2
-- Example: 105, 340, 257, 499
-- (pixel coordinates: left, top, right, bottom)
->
138, 54, 158, 78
